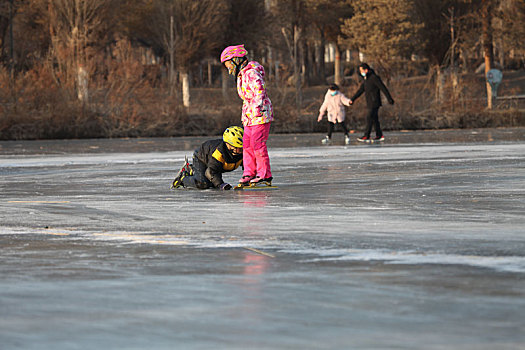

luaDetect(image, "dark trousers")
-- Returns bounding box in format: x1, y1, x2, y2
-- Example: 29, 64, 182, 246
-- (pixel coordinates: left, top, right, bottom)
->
363, 107, 382, 138
327, 121, 350, 138
181, 156, 213, 189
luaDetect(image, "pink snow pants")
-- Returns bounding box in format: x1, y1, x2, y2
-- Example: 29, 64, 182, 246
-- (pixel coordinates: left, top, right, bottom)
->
243, 123, 272, 179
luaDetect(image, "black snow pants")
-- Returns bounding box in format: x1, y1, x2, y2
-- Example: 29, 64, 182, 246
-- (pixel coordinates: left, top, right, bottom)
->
327, 121, 350, 138
363, 107, 382, 138
181, 156, 214, 189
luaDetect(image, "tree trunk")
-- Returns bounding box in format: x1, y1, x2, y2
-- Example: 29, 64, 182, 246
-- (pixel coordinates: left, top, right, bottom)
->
8, 0, 14, 78
334, 44, 342, 86
312, 42, 319, 83
274, 57, 280, 83
267, 46, 273, 81
435, 66, 445, 103
318, 32, 326, 84
449, 6, 458, 107
497, 37, 504, 69
181, 71, 190, 108
301, 39, 309, 86
482, 0, 494, 109
221, 67, 230, 101
207, 59, 212, 86
77, 64, 88, 104
293, 24, 302, 111
169, 16, 177, 96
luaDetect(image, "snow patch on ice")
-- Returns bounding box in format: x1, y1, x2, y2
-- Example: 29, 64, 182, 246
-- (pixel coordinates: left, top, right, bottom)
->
2, 226, 524, 273
285, 248, 525, 273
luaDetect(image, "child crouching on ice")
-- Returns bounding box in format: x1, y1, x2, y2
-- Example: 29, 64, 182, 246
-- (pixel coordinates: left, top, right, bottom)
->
171, 126, 244, 190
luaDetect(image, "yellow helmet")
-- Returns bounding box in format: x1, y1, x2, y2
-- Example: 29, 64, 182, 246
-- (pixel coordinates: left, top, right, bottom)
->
223, 126, 243, 148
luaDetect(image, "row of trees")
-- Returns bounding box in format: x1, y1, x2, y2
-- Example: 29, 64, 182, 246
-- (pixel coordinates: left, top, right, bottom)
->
0, 0, 524, 139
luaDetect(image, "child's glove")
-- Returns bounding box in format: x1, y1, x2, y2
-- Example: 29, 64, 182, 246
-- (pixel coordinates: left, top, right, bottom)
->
219, 183, 232, 191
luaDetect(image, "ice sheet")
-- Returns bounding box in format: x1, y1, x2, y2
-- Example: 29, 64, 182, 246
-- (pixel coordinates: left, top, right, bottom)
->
1, 131, 525, 349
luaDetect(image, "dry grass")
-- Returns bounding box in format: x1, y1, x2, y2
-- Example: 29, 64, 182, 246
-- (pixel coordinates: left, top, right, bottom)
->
1, 59, 524, 140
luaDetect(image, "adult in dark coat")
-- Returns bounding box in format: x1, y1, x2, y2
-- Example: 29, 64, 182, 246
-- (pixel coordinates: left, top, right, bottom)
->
349, 63, 394, 141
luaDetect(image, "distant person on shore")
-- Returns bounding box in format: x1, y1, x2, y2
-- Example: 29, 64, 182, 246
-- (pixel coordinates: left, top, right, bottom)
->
220, 44, 274, 187
317, 83, 353, 145
171, 126, 244, 190
349, 63, 394, 142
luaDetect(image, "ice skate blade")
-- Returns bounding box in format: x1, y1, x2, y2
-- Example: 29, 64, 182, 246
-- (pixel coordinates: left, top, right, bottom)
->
234, 183, 278, 191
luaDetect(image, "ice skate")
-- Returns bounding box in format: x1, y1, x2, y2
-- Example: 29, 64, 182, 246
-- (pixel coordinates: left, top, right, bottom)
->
237, 175, 255, 187
249, 176, 273, 186
357, 136, 371, 143
171, 156, 192, 189
235, 176, 277, 190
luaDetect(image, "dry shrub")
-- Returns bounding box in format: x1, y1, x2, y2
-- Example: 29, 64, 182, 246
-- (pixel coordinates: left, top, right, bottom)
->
1, 54, 524, 140
268, 85, 323, 133
0, 64, 100, 139
346, 71, 525, 132
0, 36, 193, 140
184, 91, 242, 136
89, 40, 170, 137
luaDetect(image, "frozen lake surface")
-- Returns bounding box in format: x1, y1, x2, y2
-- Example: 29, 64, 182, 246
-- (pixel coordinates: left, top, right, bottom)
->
1, 129, 525, 349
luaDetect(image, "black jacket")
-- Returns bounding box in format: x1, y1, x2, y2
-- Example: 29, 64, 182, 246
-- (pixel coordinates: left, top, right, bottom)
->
351, 70, 394, 109
194, 139, 243, 187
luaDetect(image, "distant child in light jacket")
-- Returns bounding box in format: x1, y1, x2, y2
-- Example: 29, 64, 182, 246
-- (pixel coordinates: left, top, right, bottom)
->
220, 44, 274, 186
317, 84, 352, 145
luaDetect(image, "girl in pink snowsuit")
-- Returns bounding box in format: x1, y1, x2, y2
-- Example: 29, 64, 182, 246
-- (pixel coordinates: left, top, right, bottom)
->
221, 45, 274, 185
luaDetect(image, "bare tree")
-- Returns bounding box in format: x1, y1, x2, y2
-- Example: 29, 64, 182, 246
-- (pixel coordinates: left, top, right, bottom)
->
222, 0, 270, 96
413, 1, 467, 104
341, 0, 423, 74
305, 0, 352, 86
150, 0, 228, 107
46, 0, 116, 100
272, 0, 306, 110
0, 1, 12, 63
498, 0, 525, 63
